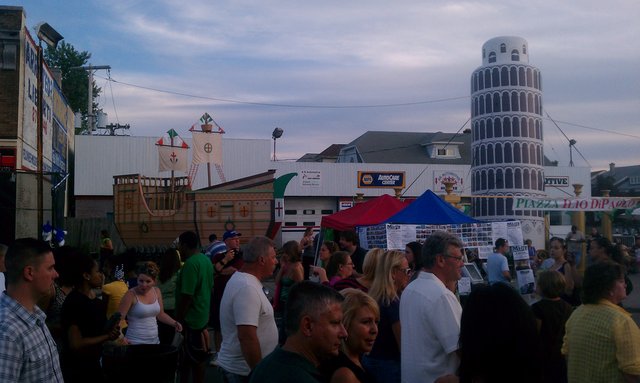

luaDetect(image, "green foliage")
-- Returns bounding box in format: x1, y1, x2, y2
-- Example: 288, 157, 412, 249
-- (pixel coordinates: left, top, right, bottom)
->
593, 174, 618, 196
44, 41, 101, 116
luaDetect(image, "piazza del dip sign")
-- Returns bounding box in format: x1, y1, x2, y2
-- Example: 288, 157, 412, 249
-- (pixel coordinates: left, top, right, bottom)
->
513, 197, 640, 212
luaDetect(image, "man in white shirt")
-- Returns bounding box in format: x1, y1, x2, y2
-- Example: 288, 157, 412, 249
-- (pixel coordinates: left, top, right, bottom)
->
486, 238, 511, 286
400, 231, 464, 383
217, 236, 279, 382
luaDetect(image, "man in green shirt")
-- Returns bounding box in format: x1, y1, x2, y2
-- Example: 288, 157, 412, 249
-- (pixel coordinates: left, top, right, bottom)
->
176, 231, 214, 383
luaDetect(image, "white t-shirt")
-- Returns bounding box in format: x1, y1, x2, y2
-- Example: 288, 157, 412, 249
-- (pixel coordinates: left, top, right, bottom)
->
400, 271, 462, 383
217, 271, 278, 376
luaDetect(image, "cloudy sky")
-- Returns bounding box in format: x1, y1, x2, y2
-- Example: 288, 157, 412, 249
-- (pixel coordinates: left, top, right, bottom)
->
11, 0, 640, 170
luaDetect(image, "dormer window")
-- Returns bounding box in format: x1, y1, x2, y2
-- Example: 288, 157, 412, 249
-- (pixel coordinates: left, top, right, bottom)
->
426, 143, 461, 159
511, 49, 520, 61
500, 43, 506, 53
437, 148, 454, 156
488, 52, 496, 63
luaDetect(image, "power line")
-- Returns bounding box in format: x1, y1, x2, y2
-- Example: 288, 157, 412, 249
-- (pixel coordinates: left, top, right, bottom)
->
96, 74, 469, 109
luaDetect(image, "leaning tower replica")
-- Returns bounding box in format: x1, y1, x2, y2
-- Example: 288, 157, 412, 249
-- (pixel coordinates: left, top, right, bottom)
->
470, 36, 545, 242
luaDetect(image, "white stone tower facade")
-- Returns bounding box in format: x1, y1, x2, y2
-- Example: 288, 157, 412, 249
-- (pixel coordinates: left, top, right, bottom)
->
470, 36, 545, 240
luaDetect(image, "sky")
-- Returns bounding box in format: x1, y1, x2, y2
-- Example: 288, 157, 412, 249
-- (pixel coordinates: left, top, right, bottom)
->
9, 0, 640, 170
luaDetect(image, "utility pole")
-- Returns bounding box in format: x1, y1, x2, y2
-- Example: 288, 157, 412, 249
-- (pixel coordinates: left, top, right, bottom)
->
70, 65, 110, 133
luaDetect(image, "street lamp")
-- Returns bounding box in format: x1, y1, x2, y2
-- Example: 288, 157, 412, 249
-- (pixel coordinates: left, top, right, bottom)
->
272, 127, 283, 161
569, 139, 577, 167
35, 22, 63, 236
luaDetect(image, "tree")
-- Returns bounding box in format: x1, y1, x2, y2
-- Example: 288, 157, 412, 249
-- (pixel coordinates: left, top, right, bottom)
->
44, 41, 101, 134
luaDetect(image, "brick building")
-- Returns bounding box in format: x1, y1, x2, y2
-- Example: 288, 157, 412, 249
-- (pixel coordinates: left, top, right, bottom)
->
0, 6, 74, 244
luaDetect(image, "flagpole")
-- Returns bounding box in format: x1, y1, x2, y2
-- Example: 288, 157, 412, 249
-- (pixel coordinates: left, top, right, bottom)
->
170, 135, 175, 209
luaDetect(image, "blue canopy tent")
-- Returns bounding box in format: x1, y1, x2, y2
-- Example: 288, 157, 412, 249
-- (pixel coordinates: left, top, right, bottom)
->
384, 189, 479, 224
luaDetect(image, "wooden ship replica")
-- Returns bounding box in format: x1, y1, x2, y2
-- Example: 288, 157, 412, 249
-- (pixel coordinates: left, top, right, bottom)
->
113, 117, 296, 247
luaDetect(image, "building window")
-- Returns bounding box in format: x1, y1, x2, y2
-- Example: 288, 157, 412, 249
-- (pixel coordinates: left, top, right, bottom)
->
481, 170, 487, 190
495, 143, 503, 164
321, 209, 333, 214
497, 198, 505, 215
501, 67, 509, 86
285, 209, 297, 215
436, 147, 456, 157
303, 221, 315, 226
512, 118, 520, 137
488, 52, 496, 63
303, 209, 316, 215
493, 93, 501, 113
510, 66, 518, 86
630, 176, 640, 185
506, 169, 514, 188
514, 143, 521, 163
485, 121, 492, 138
487, 144, 494, 163
494, 118, 502, 136
479, 71, 485, 90
285, 222, 297, 226
519, 67, 526, 85
515, 169, 522, 188
511, 91, 519, 111
500, 43, 506, 53
503, 117, 511, 137
524, 169, 531, 189
484, 69, 491, 88
522, 143, 529, 164
492, 68, 500, 87
488, 170, 495, 189
511, 49, 520, 61
504, 143, 512, 163
485, 95, 492, 114
489, 198, 496, 216
502, 92, 510, 111
522, 44, 527, 54
496, 169, 504, 188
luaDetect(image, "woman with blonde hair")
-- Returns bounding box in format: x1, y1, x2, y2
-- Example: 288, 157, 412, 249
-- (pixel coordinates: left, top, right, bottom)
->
118, 261, 182, 344
363, 250, 411, 383
320, 288, 379, 383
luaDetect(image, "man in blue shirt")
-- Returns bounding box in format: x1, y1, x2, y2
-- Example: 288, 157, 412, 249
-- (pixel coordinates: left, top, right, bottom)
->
0, 238, 63, 383
487, 238, 512, 285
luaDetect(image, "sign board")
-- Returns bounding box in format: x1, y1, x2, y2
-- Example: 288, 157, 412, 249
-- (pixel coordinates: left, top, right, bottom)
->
433, 171, 464, 192
513, 197, 640, 212
544, 176, 569, 187
511, 244, 529, 261
301, 170, 321, 187
339, 200, 354, 211
357, 171, 405, 188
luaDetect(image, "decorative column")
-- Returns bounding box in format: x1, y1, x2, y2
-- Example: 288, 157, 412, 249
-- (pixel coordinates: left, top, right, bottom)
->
601, 190, 612, 241
572, 184, 586, 273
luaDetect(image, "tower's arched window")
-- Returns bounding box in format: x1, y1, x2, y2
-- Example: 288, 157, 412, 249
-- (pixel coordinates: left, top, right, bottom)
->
537, 170, 543, 190
504, 143, 512, 163
480, 145, 486, 165
493, 93, 501, 113
486, 121, 493, 138
519, 67, 526, 85
484, 69, 491, 88
485, 95, 492, 114
514, 143, 521, 163
475, 171, 480, 191
533, 69, 539, 89
515, 169, 522, 188
495, 143, 503, 164
506, 169, 514, 188
529, 118, 535, 138
488, 51, 496, 63
479, 95, 485, 115
500, 43, 506, 53
501, 67, 509, 86
511, 49, 520, 61
496, 169, 504, 189
489, 197, 496, 215
487, 144, 494, 163
537, 146, 543, 166
510, 66, 518, 86
480, 121, 486, 140
522, 143, 529, 164
478, 71, 484, 90
527, 93, 534, 113
494, 118, 502, 137
503, 117, 511, 137
488, 169, 495, 189
481, 170, 487, 190
511, 91, 519, 111
526, 68, 533, 87
473, 122, 479, 141
497, 197, 505, 215
522, 44, 527, 54
492, 68, 500, 87
520, 92, 527, 112
482, 198, 488, 216
487, 118, 493, 138
529, 145, 536, 166
512, 118, 520, 137
523, 169, 530, 189
502, 92, 510, 111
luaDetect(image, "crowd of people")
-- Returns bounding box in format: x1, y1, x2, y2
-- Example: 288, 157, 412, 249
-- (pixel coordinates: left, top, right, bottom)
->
0, 227, 640, 383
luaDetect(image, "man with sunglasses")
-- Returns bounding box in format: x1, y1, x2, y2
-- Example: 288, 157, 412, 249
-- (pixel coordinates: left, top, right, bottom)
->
400, 231, 464, 383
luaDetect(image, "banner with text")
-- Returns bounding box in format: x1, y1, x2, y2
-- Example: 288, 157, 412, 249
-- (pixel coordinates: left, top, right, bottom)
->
513, 197, 640, 212
357, 171, 405, 188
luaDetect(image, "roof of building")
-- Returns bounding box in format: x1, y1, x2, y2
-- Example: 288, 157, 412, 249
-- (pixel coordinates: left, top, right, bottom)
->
591, 164, 640, 189
298, 144, 346, 162
338, 130, 472, 164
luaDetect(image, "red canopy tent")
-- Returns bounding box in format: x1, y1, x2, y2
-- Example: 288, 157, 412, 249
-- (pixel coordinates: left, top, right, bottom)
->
321, 194, 409, 231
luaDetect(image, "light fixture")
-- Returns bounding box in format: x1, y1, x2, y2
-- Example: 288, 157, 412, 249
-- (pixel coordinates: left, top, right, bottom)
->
569, 139, 577, 167
272, 127, 284, 161
35, 22, 64, 48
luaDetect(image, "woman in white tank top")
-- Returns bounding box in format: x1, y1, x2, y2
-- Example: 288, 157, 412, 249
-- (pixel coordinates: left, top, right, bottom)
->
118, 261, 183, 344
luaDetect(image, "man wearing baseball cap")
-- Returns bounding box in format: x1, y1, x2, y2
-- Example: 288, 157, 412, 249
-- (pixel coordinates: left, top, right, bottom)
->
210, 230, 243, 360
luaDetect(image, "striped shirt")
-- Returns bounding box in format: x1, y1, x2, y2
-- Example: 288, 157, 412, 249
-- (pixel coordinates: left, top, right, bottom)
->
0, 292, 63, 383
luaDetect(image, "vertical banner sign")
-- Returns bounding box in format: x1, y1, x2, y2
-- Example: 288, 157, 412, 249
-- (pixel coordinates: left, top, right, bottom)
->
22, 30, 38, 170
274, 198, 285, 222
